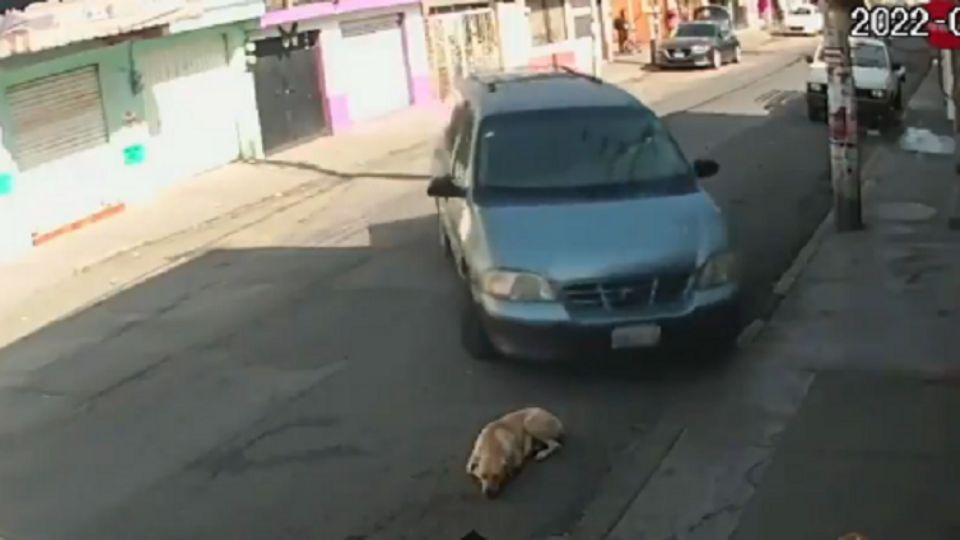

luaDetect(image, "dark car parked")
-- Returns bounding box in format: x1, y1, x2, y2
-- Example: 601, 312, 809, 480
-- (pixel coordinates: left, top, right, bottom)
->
657, 22, 741, 70
693, 5, 734, 33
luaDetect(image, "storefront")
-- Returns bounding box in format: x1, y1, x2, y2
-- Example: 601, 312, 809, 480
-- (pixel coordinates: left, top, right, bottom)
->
257, 0, 436, 136
0, 0, 263, 255
0, 36, 169, 245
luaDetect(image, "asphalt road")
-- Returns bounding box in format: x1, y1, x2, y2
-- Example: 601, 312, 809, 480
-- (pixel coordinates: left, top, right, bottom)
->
0, 38, 932, 540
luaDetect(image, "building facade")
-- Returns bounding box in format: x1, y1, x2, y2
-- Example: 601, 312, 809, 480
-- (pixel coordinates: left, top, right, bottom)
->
0, 0, 265, 260
252, 0, 436, 148
422, 0, 502, 100
495, 0, 602, 75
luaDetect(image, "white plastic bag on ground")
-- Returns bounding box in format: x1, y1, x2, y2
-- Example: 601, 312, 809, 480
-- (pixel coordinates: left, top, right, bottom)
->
899, 127, 955, 155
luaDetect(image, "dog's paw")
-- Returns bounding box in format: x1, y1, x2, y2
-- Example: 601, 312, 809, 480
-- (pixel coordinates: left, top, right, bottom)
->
534, 441, 561, 461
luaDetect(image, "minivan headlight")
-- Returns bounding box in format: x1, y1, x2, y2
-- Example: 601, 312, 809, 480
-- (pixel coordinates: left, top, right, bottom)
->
870, 89, 886, 99
481, 270, 556, 302
691, 44, 710, 53
697, 252, 738, 289
807, 82, 825, 93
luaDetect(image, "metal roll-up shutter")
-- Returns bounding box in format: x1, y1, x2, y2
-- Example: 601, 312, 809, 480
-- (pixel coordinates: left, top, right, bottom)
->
340, 15, 412, 122
139, 33, 239, 183
6, 65, 108, 171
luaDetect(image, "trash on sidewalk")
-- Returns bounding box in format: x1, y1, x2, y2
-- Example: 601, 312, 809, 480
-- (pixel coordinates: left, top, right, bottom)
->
898, 127, 955, 155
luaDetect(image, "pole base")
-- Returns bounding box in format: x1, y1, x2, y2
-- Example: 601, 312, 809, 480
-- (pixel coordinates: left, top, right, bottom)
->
834, 195, 864, 232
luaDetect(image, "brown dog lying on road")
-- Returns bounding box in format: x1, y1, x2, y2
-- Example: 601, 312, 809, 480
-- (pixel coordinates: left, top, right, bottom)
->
466, 407, 564, 498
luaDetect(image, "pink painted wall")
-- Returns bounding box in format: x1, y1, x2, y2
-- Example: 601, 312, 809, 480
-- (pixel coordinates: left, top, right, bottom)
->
528, 51, 578, 70
410, 74, 435, 105
265, 0, 435, 134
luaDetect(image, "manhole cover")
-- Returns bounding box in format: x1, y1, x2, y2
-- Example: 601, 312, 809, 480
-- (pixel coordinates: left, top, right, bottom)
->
875, 202, 937, 222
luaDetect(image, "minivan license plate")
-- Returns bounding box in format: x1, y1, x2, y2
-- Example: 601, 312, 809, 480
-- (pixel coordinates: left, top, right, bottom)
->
611, 324, 661, 349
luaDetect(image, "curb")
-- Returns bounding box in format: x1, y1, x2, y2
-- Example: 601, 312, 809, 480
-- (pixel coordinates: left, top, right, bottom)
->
737, 50, 932, 348
557, 423, 685, 540
734, 146, 886, 349
733, 209, 832, 349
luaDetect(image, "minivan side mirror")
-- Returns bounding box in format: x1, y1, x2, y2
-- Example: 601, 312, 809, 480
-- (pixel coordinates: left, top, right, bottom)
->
892, 61, 903, 71
426, 175, 466, 198
693, 159, 720, 178
804, 54, 814, 64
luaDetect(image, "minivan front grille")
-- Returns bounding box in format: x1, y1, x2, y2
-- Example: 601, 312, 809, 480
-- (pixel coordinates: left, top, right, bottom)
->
562, 272, 693, 312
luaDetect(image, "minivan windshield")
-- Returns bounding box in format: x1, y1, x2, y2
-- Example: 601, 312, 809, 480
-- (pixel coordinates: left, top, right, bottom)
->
675, 23, 720, 38
475, 107, 692, 193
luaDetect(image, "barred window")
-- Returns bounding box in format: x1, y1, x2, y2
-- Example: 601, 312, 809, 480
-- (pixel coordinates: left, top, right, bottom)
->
528, 0, 567, 45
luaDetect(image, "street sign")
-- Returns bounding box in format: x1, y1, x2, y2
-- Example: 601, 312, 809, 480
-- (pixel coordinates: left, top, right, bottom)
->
822, 47, 845, 66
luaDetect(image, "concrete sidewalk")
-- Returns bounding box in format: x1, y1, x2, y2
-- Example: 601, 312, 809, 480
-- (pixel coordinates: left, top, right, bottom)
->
0, 105, 447, 324
730, 56, 960, 538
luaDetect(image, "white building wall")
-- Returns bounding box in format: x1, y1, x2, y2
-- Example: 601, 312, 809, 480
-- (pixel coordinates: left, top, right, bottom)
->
223, 28, 264, 160
401, 7, 431, 77
496, 2, 532, 69
303, 4, 431, 130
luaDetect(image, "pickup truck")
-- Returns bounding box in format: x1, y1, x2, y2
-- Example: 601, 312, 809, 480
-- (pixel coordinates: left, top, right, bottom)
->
805, 37, 907, 128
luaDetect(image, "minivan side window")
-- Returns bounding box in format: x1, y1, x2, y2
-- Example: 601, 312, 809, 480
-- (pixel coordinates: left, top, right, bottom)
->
451, 105, 476, 187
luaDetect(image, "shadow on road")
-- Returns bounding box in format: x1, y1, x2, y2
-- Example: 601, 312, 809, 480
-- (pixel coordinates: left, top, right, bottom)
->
253, 158, 431, 182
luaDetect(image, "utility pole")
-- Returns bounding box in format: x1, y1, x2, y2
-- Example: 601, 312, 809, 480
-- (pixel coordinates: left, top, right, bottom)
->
650, 0, 660, 65
820, 0, 862, 231
950, 49, 960, 173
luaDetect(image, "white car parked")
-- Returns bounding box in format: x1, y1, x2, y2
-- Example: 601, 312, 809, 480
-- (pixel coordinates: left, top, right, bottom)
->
805, 37, 906, 127
782, 4, 823, 35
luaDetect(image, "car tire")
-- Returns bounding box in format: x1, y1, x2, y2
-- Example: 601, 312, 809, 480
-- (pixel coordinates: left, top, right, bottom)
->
697, 303, 742, 353
459, 281, 498, 361
732, 45, 742, 63
807, 102, 825, 123
710, 49, 722, 69
437, 212, 452, 259
700, 318, 740, 353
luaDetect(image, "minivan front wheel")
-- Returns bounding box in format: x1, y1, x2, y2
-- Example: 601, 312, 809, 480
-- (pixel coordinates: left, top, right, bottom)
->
437, 212, 452, 259
459, 282, 498, 361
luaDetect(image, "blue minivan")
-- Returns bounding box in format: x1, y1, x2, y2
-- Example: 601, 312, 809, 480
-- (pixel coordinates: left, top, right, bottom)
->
427, 69, 740, 360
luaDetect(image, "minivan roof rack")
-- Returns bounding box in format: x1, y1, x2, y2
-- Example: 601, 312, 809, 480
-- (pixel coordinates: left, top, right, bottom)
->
557, 65, 603, 85
467, 65, 602, 92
